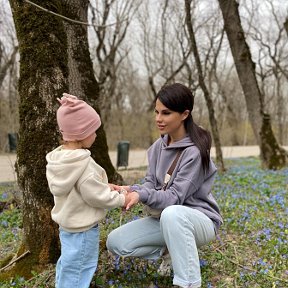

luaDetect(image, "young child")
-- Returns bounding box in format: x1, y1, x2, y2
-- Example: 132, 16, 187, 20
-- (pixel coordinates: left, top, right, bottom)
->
46, 93, 128, 288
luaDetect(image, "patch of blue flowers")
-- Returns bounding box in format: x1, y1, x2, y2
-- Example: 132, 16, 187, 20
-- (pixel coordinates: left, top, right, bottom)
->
212, 158, 288, 286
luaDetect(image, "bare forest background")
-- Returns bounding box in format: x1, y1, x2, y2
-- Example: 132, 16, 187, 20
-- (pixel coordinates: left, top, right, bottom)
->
0, 0, 288, 280
1, 0, 288, 152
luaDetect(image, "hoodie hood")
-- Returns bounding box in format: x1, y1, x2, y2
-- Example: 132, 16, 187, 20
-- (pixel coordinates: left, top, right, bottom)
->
46, 146, 90, 197
160, 134, 194, 149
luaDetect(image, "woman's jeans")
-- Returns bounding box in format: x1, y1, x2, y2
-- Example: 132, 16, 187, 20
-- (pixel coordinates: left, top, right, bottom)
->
56, 225, 99, 288
106, 206, 215, 288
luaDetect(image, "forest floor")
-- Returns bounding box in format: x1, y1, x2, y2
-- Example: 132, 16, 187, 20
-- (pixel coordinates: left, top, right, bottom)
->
0, 157, 288, 287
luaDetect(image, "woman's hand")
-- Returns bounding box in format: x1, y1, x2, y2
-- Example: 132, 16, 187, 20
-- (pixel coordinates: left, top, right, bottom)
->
124, 192, 140, 210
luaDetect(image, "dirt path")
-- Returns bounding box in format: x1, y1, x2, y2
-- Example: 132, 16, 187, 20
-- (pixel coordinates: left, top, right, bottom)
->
1, 145, 287, 183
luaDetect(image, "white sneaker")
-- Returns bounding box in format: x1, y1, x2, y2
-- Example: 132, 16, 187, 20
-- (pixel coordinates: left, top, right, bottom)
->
157, 253, 172, 276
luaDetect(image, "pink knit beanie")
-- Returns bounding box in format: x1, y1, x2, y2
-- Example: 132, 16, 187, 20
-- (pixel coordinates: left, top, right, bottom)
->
57, 93, 101, 141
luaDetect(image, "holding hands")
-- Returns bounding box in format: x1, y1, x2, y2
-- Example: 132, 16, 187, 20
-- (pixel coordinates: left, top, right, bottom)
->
108, 183, 139, 210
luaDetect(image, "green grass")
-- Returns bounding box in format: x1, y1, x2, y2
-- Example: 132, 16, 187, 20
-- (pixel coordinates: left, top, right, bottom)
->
0, 157, 287, 287
0, 183, 22, 263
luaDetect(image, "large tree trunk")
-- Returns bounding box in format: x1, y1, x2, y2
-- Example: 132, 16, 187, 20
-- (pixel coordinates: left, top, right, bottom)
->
218, 0, 287, 169
62, 0, 122, 183
185, 0, 225, 172
3, 0, 120, 279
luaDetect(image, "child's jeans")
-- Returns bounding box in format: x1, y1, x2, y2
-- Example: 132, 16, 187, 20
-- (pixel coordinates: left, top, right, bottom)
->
56, 225, 99, 288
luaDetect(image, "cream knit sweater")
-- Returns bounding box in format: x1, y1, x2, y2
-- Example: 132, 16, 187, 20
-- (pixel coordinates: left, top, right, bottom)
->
46, 146, 124, 232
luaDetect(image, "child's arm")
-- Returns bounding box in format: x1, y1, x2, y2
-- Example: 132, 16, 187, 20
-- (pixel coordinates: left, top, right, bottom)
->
79, 176, 125, 209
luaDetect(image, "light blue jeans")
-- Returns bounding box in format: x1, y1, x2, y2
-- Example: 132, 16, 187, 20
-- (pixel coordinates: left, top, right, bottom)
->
106, 206, 215, 288
56, 225, 99, 288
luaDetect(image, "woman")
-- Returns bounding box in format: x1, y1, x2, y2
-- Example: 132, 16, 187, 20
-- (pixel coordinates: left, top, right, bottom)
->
107, 83, 223, 288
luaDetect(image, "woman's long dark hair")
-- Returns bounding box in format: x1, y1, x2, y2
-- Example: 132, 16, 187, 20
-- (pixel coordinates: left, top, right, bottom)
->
156, 83, 212, 172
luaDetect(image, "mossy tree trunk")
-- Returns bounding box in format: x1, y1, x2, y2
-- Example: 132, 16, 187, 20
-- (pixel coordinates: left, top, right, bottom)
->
4, 0, 120, 279
218, 0, 287, 169
60, 0, 122, 183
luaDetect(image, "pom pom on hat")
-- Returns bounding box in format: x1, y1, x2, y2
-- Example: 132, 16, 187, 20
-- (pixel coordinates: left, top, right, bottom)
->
57, 93, 101, 141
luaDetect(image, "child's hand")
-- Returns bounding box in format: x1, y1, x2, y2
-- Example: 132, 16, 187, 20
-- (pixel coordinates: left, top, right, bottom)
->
108, 183, 121, 191
121, 185, 131, 192
119, 187, 127, 195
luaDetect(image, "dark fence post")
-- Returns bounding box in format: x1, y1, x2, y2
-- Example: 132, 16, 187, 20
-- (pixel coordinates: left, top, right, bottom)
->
8, 133, 18, 152
117, 141, 130, 169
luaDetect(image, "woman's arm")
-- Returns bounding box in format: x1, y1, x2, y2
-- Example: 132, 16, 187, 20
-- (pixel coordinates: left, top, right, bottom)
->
135, 148, 209, 209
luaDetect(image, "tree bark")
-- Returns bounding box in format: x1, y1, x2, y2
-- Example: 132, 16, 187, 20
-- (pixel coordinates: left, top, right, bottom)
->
284, 17, 288, 36
61, 0, 121, 183
217, 0, 287, 169
4, 0, 120, 279
185, 0, 225, 172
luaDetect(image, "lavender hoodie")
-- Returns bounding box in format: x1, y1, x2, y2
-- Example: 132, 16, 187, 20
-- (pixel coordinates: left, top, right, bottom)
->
131, 135, 223, 229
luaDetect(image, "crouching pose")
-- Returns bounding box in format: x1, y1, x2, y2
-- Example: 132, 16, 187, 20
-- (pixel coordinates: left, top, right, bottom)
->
106, 83, 223, 288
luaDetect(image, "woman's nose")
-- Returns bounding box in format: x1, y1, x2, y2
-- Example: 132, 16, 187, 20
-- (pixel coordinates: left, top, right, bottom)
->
156, 113, 162, 122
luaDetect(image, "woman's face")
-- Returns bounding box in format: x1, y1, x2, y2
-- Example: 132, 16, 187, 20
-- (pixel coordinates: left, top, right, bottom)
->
155, 99, 189, 141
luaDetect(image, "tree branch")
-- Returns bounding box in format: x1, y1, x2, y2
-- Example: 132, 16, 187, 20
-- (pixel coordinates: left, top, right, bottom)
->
0, 250, 30, 272
24, 0, 126, 28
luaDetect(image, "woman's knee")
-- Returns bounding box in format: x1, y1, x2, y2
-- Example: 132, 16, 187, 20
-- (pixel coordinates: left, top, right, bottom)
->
106, 229, 119, 253
160, 205, 182, 224
160, 205, 199, 233
106, 229, 132, 256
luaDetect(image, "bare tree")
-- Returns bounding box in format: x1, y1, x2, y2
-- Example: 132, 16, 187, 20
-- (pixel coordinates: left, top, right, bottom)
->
284, 17, 288, 35
0, 44, 19, 151
89, 0, 141, 122
217, 0, 287, 169
137, 0, 192, 110
0, 2, 19, 152
185, 0, 225, 171
0, 46, 18, 87
243, 0, 288, 145
197, 6, 243, 146
3, 0, 120, 279
104, 56, 155, 148
0, 8, 19, 152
